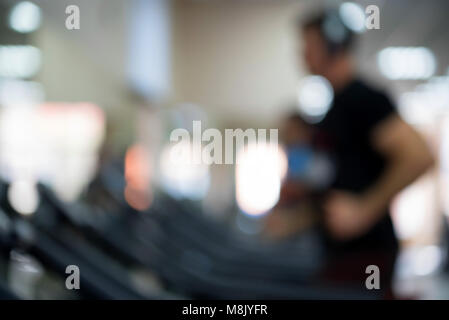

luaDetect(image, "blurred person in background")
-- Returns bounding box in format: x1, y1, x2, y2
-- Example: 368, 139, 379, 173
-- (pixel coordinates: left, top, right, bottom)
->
298, 10, 434, 291
264, 113, 332, 240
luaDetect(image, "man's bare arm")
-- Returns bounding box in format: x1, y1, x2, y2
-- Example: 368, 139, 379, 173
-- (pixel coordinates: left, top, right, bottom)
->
362, 114, 435, 216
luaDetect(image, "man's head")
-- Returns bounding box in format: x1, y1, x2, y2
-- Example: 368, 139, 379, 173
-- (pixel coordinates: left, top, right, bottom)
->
299, 10, 355, 77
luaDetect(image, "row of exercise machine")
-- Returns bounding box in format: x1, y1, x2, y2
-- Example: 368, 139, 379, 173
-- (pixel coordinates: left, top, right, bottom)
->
0, 160, 383, 299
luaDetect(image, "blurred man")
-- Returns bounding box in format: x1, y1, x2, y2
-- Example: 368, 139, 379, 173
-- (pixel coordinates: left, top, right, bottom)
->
299, 10, 434, 291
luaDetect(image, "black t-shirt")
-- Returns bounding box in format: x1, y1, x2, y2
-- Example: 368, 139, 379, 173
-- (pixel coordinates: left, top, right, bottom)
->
313, 79, 399, 252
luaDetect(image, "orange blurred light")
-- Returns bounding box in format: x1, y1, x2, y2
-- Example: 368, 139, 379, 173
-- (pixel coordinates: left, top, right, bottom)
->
124, 144, 153, 211
124, 184, 153, 212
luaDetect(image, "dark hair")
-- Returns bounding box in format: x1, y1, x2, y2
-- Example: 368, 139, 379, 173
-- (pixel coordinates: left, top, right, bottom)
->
300, 9, 355, 54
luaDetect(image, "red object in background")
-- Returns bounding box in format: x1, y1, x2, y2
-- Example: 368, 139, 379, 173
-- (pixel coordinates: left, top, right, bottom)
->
277, 180, 307, 207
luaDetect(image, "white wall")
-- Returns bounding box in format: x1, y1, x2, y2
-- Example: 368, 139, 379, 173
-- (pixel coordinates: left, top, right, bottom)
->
172, 0, 305, 127
33, 0, 137, 154
34, 0, 129, 106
